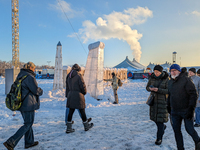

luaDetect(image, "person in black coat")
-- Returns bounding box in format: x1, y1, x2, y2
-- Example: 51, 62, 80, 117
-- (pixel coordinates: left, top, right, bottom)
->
4, 62, 43, 150
65, 64, 93, 133
146, 65, 169, 145
167, 64, 200, 150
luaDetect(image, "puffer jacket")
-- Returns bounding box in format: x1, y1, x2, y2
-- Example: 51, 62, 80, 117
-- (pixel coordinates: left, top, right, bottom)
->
17, 69, 43, 111
146, 71, 169, 123
168, 72, 197, 111
65, 70, 87, 109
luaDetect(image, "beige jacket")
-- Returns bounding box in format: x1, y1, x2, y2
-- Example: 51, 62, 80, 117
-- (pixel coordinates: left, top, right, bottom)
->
105, 76, 118, 90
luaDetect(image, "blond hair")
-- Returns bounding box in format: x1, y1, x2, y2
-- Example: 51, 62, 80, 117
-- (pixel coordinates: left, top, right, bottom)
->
23, 62, 35, 69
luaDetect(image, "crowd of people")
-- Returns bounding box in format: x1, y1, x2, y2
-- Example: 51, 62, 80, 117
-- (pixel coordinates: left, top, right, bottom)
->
2, 61, 200, 150
146, 64, 200, 150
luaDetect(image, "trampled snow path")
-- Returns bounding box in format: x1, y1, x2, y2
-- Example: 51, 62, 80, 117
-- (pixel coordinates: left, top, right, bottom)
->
0, 78, 199, 150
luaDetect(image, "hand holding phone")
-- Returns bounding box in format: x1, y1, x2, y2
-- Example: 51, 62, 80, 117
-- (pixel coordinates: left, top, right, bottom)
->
149, 85, 154, 88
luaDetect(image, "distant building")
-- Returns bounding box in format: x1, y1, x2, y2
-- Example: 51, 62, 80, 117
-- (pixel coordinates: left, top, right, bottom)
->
147, 61, 172, 72
113, 56, 146, 73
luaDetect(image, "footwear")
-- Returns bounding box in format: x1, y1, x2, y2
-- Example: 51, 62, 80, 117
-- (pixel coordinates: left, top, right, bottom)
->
87, 118, 92, 122
194, 124, 200, 127
113, 101, 118, 104
155, 139, 162, 145
66, 122, 75, 133
195, 141, 200, 150
83, 121, 94, 131
66, 120, 74, 126
66, 119, 91, 126
3, 142, 13, 150
25, 141, 39, 149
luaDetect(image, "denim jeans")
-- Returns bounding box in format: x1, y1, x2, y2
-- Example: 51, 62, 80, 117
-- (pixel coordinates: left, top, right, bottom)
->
171, 110, 200, 150
6, 111, 35, 148
155, 122, 165, 140
195, 107, 200, 124
65, 107, 81, 124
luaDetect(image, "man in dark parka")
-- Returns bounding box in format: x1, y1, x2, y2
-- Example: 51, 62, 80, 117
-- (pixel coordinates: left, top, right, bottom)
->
4, 62, 43, 150
167, 64, 200, 150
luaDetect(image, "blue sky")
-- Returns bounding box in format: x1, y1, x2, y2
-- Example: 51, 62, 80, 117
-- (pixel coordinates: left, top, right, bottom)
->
0, 0, 200, 67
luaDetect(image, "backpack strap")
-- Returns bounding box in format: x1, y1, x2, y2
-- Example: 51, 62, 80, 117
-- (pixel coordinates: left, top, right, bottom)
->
19, 75, 29, 101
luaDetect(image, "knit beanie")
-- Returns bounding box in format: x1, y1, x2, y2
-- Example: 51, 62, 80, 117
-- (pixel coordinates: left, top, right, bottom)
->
153, 65, 163, 73
170, 64, 181, 72
189, 68, 196, 74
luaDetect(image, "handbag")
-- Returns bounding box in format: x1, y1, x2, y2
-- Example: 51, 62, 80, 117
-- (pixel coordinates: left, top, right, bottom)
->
146, 94, 155, 106
146, 79, 163, 106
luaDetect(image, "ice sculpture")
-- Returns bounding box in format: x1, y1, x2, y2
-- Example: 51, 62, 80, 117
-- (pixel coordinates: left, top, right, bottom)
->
84, 41, 105, 99
53, 41, 63, 90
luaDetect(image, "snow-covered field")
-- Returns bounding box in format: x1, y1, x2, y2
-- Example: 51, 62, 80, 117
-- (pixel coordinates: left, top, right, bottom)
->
0, 76, 199, 150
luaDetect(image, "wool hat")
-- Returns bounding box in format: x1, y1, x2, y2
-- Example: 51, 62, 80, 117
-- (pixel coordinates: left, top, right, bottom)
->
153, 65, 163, 73
189, 68, 196, 74
181, 67, 187, 73
170, 64, 181, 72
72, 64, 81, 71
197, 69, 200, 74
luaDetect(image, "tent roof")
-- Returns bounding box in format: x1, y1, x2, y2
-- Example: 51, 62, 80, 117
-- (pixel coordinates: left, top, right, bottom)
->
113, 56, 145, 70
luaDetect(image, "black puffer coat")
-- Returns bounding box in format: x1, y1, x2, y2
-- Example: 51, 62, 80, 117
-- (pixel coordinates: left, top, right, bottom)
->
65, 70, 87, 109
146, 71, 169, 123
17, 69, 43, 111
167, 72, 197, 111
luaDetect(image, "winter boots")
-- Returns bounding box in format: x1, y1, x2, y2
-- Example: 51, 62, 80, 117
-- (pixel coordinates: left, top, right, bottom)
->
155, 139, 162, 145
3, 142, 13, 150
155, 124, 167, 145
66, 122, 75, 134
83, 121, 94, 131
25, 141, 39, 149
196, 140, 200, 150
66, 118, 92, 126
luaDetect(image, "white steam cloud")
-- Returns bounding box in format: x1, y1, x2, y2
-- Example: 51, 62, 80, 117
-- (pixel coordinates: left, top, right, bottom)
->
79, 6, 153, 62
191, 11, 200, 16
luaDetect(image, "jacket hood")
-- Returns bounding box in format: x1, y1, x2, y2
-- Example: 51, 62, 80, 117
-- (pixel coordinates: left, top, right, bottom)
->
151, 71, 169, 80
69, 70, 78, 78
17, 69, 36, 79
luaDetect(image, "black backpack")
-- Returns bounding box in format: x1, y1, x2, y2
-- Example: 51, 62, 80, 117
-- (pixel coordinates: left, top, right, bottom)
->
5, 75, 28, 111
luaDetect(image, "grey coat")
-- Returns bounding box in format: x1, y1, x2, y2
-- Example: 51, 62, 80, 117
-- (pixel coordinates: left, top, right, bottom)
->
17, 69, 43, 111
190, 75, 200, 107
146, 71, 169, 123
65, 70, 87, 109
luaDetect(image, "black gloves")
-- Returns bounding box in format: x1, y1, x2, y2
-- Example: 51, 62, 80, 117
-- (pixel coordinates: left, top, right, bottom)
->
167, 106, 171, 114
185, 106, 195, 120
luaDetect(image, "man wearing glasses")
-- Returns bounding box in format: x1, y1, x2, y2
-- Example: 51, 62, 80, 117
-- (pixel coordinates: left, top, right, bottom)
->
167, 64, 200, 150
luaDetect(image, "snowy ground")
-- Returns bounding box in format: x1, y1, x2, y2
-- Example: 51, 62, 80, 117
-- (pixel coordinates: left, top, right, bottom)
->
0, 76, 200, 150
